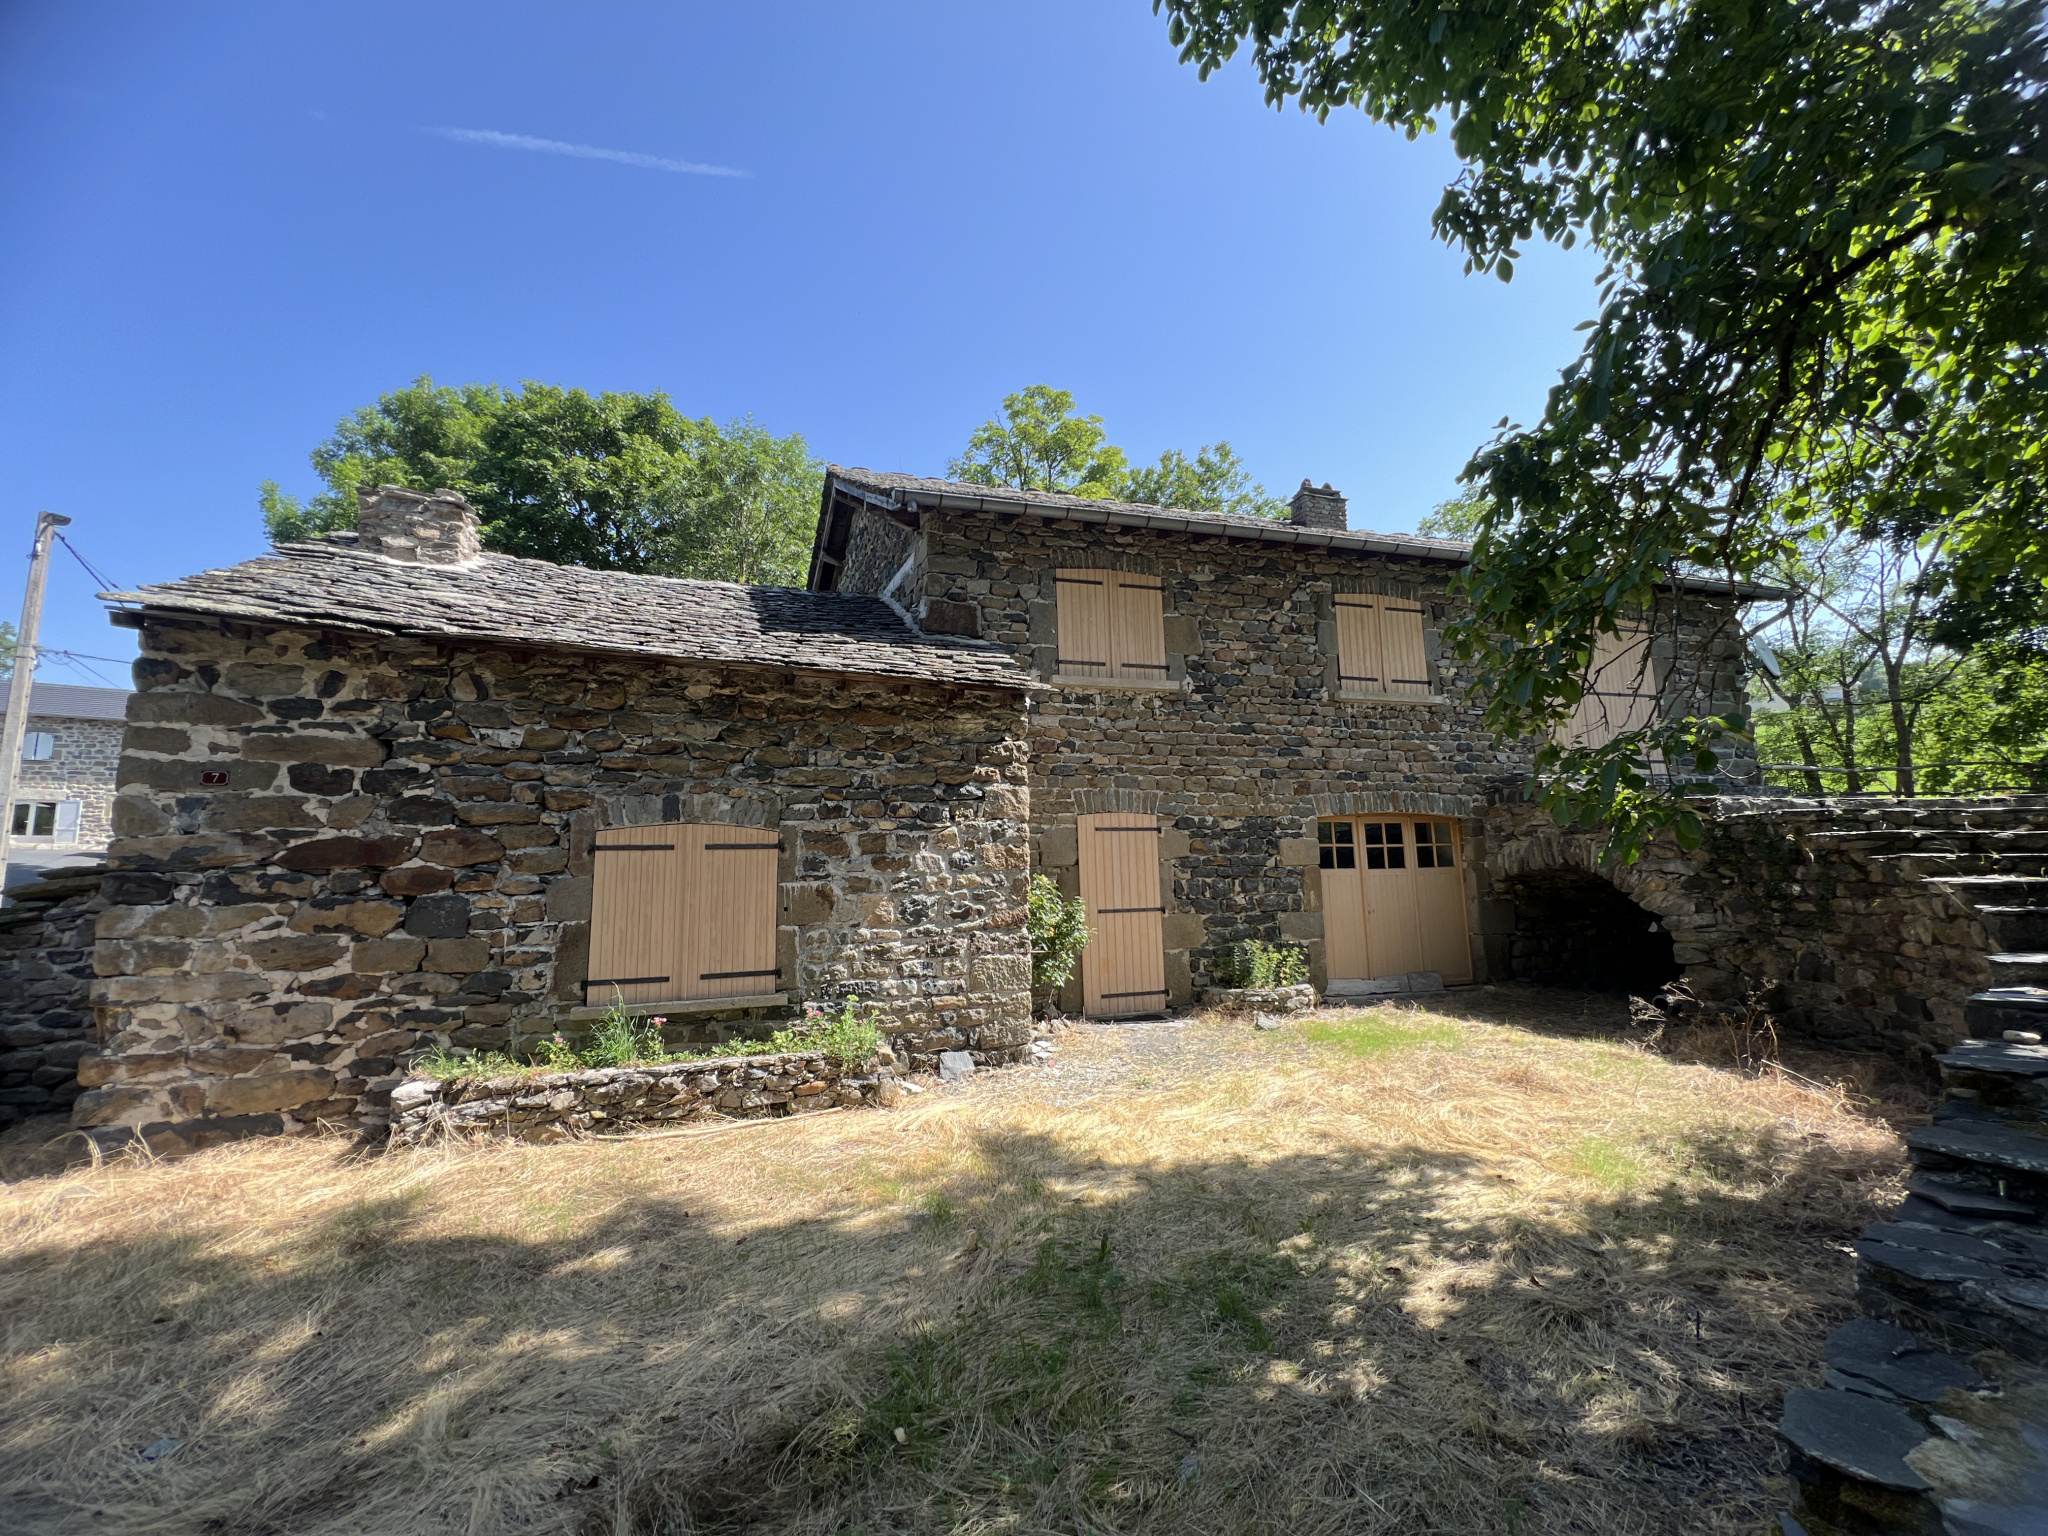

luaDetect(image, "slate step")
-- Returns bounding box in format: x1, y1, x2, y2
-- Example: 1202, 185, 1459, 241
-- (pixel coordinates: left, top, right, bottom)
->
1990, 953, 2048, 989
1968, 989, 2048, 1040
1941, 1038, 2048, 1118
1936, 875, 2048, 910
1908, 1116, 2048, 1179
1908, 1173, 2043, 1222
1982, 909, 2048, 953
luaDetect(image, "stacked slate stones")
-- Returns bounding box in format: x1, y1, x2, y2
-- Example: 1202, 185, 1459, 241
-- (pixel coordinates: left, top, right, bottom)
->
1778, 985, 2048, 1533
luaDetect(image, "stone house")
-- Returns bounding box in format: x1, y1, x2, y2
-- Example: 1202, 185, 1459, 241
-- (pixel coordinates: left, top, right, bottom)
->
66, 474, 1752, 1149
75, 488, 1034, 1149
4, 682, 130, 866
809, 468, 1755, 1013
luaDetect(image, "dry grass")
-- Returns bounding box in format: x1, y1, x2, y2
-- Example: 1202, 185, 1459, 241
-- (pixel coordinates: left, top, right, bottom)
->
0, 990, 1912, 1535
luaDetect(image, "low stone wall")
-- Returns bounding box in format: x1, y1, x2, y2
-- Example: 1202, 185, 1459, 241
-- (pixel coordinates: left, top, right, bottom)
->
0, 866, 106, 1127
1199, 984, 1317, 1014
388, 1049, 901, 1145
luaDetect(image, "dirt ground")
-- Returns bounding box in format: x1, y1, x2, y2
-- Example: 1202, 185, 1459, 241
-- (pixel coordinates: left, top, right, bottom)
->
0, 987, 1923, 1535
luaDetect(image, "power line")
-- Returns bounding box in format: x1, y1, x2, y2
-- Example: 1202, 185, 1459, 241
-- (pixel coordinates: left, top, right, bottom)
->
53, 532, 120, 596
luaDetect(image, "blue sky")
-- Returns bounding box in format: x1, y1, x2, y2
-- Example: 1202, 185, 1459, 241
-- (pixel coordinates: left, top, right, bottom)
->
0, 1, 1603, 681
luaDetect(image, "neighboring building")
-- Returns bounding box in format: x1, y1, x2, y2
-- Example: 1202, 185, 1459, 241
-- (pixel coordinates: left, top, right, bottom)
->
3, 682, 131, 858
67, 477, 1753, 1149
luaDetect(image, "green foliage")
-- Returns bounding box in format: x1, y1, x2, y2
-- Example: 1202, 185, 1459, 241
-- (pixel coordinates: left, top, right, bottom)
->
777, 996, 885, 1067
1027, 872, 1092, 992
952, 387, 1282, 517
1755, 646, 2048, 793
1157, 0, 2048, 854
951, 385, 1131, 498
0, 620, 17, 682
1216, 939, 1308, 989
1298, 1013, 1462, 1058
1126, 441, 1285, 518
583, 992, 669, 1068
1417, 488, 1489, 540
262, 376, 821, 582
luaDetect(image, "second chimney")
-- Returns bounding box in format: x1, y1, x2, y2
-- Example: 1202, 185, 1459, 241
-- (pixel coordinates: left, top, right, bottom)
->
1288, 480, 1348, 531
356, 485, 483, 565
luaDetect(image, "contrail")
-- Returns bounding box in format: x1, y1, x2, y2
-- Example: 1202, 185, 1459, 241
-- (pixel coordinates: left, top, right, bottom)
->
432, 127, 746, 178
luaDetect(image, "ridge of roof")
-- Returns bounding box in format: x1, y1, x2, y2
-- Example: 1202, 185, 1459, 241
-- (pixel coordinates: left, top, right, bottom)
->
825, 466, 1478, 562
104, 536, 1032, 692
821, 466, 1782, 600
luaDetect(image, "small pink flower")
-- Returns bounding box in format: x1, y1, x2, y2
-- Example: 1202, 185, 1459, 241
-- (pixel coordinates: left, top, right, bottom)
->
651, 1016, 667, 1027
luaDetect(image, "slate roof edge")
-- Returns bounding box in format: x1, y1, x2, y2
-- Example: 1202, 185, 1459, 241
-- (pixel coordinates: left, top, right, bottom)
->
821, 467, 1785, 601
98, 583, 1039, 695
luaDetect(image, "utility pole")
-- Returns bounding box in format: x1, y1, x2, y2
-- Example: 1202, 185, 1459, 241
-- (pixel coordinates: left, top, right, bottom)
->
0, 512, 72, 899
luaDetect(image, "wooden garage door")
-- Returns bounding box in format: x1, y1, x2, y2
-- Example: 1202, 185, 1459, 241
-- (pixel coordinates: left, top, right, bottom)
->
1077, 812, 1168, 1017
586, 822, 781, 1006
1318, 816, 1472, 984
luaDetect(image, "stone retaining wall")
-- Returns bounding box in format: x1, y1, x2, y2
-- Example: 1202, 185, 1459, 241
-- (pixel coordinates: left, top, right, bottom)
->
0, 866, 106, 1126
1482, 795, 2036, 1058
388, 1049, 900, 1145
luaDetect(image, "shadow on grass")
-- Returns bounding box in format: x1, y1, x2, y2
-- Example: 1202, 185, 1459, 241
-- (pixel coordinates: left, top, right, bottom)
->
0, 1097, 1896, 1536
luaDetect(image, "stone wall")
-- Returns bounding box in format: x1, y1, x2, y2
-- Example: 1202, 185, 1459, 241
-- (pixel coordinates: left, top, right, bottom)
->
0, 865, 105, 1126
868, 507, 1752, 1007
12, 715, 122, 849
76, 614, 1032, 1148
388, 1048, 901, 1145
1480, 796, 2029, 1057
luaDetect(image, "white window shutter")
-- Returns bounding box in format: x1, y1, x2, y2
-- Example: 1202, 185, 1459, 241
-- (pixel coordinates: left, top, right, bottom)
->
54, 800, 80, 841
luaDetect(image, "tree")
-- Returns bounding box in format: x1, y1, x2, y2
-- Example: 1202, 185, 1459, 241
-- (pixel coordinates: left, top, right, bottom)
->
0, 620, 16, 682
263, 377, 822, 582
1126, 442, 1286, 518
1418, 488, 1489, 540
1748, 528, 1965, 794
950, 385, 1131, 498
1157, 0, 2048, 855
653, 417, 825, 586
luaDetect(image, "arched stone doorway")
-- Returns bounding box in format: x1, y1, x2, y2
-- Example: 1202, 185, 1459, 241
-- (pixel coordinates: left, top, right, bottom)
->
1495, 867, 1683, 994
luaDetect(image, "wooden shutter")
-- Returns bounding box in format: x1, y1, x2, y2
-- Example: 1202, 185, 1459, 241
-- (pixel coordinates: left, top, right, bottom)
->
1380, 603, 1431, 697
588, 824, 689, 1007
587, 822, 780, 1006
1109, 573, 1167, 681
1560, 627, 1658, 748
1055, 570, 1112, 680
684, 828, 782, 999
1334, 599, 1383, 695
1077, 813, 1167, 1016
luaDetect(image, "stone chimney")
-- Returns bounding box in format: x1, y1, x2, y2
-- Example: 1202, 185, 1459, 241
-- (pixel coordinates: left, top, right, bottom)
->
355, 485, 483, 565
1288, 480, 1348, 531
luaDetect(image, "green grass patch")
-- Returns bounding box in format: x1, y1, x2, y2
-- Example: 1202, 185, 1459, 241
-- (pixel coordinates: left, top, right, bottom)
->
1568, 1136, 1648, 1189
1298, 1010, 1463, 1058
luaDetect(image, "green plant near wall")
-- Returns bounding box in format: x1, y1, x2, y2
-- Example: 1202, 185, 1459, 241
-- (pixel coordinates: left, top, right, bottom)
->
1028, 872, 1092, 992
1218, 939, 1309, 990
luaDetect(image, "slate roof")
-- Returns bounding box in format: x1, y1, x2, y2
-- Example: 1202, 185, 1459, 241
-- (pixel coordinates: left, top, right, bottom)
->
820, 467, 1780, 599
4, 684, 132, 722
103, 536, 1032, 691
822, 467, 1479, 563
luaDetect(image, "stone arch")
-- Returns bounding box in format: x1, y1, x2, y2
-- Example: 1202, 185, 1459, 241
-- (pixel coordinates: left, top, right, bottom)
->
1487, 824, 1691, 995
1067, 788, 1168, 817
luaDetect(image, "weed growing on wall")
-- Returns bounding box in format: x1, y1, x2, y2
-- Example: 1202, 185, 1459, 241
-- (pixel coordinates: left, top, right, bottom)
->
1217, 939, 1308, 989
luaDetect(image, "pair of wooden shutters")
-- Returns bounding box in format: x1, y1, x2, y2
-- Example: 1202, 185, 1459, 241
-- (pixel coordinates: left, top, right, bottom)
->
1056, 569, 1167, 682
586, 822, 780, 1007
1319, 817, 1472, 984
1077, 812, 1167, 1017
1334, 596, 1431, 697
1557, 627, 1660, 749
